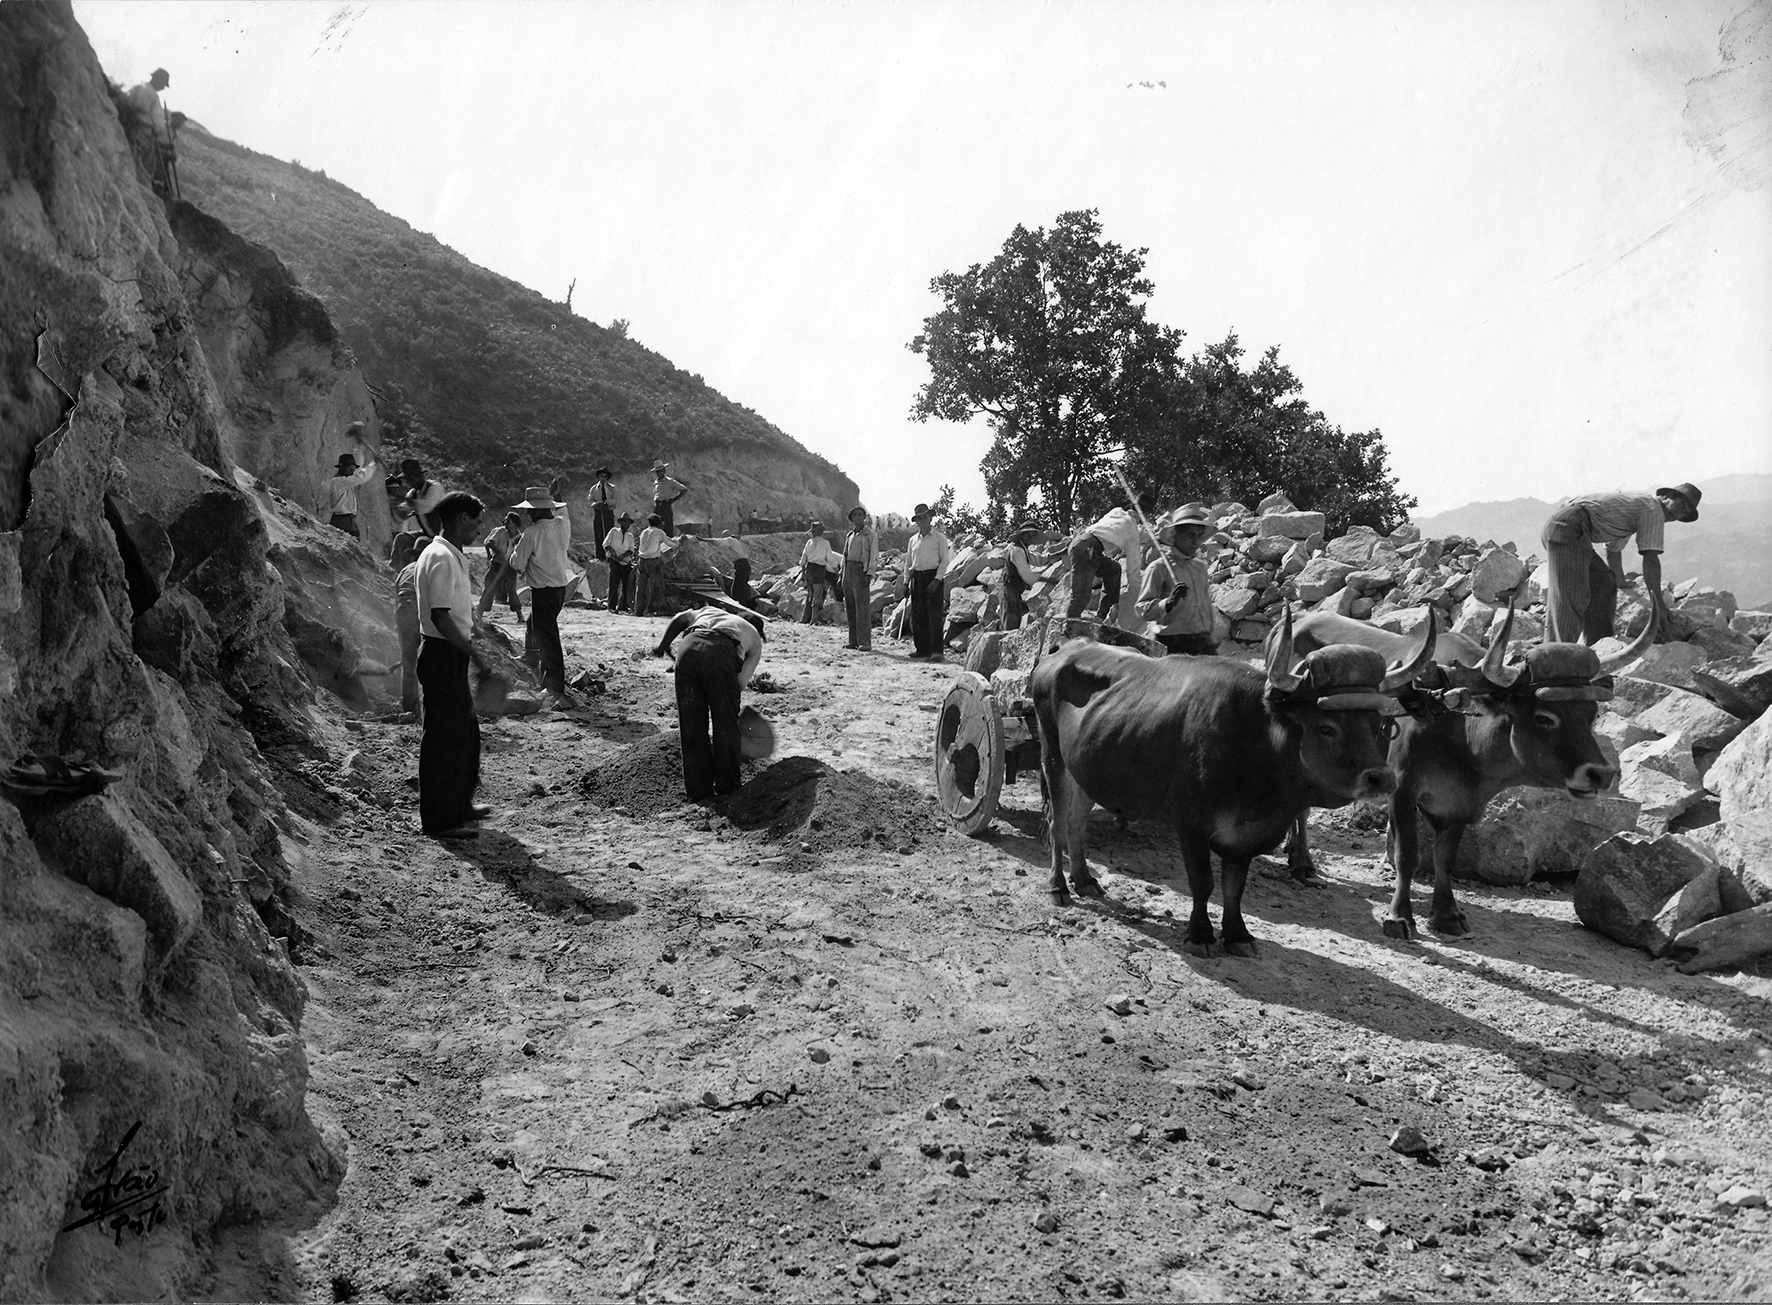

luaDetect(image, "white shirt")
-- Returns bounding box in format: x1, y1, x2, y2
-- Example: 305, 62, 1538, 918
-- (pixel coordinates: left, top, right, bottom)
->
403, 479, 446, 534
415, 537, 471, 641
677, 611, 763, 686
652, 475, 687, 501
1084, 507, 1143, 624
603, 526, 637, 561
801, 536, 835, 569
510, 515, 572, 588
326, 460, 375, 515
904, 527, 953, 577
638, 526, 668, 559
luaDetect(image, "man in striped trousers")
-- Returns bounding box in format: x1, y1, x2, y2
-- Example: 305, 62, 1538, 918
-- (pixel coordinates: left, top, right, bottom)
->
1540, 483, 1700, 644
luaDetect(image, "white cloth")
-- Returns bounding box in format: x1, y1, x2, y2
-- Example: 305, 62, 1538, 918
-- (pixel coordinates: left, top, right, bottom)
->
510, 515, 572, 587
638, 526, 668, 559
1084, 507, 1144, 627
652, 474, 687, 501
326, 460, 376, 515
800, 536, 835, 569
403, 478, 447, 534
127, 83, 171, 143
415, 537, 472, 641
904, 527, 953, 577
679, 611, 763, 686
1563, 491, 1667, 555
603, 526, 637, 562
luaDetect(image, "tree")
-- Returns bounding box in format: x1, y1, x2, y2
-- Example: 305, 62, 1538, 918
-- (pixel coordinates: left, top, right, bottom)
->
1124, 334, 1416, 536
909, 210, 1183, 533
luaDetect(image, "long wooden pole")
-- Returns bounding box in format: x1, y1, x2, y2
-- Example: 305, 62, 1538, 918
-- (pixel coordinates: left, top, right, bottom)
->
1108, 464, 1178, 588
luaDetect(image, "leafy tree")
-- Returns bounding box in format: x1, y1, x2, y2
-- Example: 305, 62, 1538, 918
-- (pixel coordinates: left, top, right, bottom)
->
909, 210, 1183, 533
1124, 334, 1416, 536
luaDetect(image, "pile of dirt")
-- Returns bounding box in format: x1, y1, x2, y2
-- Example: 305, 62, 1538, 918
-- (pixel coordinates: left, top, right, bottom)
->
577, 733, 687, 817
722, 755, 948, 856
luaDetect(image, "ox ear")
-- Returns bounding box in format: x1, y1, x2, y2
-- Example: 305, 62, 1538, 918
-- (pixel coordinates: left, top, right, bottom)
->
1378, 609, 1437, 694
1594, 603, 1658, 674
1477, 592, 1523, 689
1265, 605, 1306, 696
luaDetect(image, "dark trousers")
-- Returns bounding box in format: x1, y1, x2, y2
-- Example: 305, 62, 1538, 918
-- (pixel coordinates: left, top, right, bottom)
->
396, 587, 421, 716
636, 556, 665, 616
591, 503, 614, 559
1158, 631, 1218, 656
655, 499, 676, 537
526, 585, 567, 693
329, 513, 359, 539
1002, 577, 1028, 630
477, 562, 522, 617
607, 559, 634, 611
675, 632, 743, 799
844, 561, 872, 649
417, 638, 480, 832
909, 568, 946, 656
802, 564, 827, 624
1065, 536, 1121, 623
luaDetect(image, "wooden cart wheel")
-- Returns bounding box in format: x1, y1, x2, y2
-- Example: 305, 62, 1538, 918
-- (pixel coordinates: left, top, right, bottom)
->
933, 672, 1006, 836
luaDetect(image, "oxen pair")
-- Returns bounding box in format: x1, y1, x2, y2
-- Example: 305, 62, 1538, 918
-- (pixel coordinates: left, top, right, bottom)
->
1030, 603, 1652, 955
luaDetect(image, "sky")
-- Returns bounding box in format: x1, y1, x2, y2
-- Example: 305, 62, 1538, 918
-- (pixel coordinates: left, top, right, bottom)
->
75, 0, 1772, 517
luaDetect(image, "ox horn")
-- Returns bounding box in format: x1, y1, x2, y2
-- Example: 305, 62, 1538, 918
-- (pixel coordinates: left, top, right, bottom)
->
1265, 605, 1306, 696
1378, 609, 1438, 694
1595, 602, 1659, 675
1476, 594, 1523, 688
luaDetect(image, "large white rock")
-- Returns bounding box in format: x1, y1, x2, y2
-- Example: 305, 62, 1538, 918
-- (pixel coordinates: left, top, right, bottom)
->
1470, 546, 1527, 604
1617, 640, 1710, 690
1707, 711, 1772, 821
1324, 526, 1385, 566
1211, 581, 1263, 621
1596, 709, 1662, 755
1256, 510, 1326, 540
1693, 813, 1772, 905
1452, 599, 1497, 642
1618, 764, 1704, 835
1296, 556, 1354, 602
1691, 656, 1772, 722
1621, 733, 1704, 787
1635, 688, 1752, 755
1574, 831, 1720, 953
1436, 788, 1640, 886
1375, 605, 1435, 637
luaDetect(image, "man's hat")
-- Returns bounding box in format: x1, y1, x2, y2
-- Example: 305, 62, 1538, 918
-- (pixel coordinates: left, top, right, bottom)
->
617, 511, 634, 524
912, 502, 932, 518
809, 520, 824, 532
336, 452, 359, 470
1657, 482, 1702, 522
596, 466, 612, 477
400, 458, 423, 475
1010, 519, 1041, 538
1167, 501, 1212, 529
651, 459, 669, 472
513, 485, 564, 510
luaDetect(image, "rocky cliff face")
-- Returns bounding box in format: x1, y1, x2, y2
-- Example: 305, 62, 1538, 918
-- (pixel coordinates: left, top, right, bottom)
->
0, 6, 375, 1297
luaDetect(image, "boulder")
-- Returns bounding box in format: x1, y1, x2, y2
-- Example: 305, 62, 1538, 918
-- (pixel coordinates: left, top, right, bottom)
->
1375, 605, 1435, 638
1278, 543, 1310, 578
1690, 656, 1772, 722
1244, 535, 1292, 565
1618, 765, 1704, 835
1470, 547, 1527, 604
1693, 813, 1772, 906
1620, 733, 1704, 787
1634, 689, 1751, 755
1689, 623, 1761, 661
31, 793, 203, 970
1257, 491, 1296, 515
1595, 709, 1661, 755
1730, 610, 1772, 642
1439, 789, 1640, 885
1256, 510, 1327, 541
1346, 567, 1398, 593
1648, 868, 1725, 957
1313, 586, 1361, 617
1707, 711, 1772, 821
1324, 526, 1384, 566
1211, 582, 1263, 621
1485, 606, 1543, 642
1452, 599, 1497, 642
1610, 674, 1677, 718
1389, 523, 1422, 546
1616, 641, 1709, 690
1671, 902, 1772, 974
1295, 557, 1354, 602
1574, 831, 1719, 951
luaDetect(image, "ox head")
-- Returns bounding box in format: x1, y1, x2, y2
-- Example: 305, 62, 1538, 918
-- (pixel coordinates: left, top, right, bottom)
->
1445, 599, 1658, 798
1262, 607, 1438, 805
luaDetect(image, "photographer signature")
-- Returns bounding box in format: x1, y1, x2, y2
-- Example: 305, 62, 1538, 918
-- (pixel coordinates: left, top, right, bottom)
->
61, 1121, 169, 1245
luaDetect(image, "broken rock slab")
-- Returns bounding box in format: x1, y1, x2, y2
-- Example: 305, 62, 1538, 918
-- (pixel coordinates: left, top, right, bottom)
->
1647, 868, 1724, 958
30, 793, 202, 969
1634, 689, 1751, 755
1574, 831, 1721, 953
1619, 765, 1704, 836
1691, 656, 1772, 723
1617, 642, 1710, 692
1256, 510, 1325, 541
1438, 788, 1639, 886
1693, 813, 1772, 906
1672, 902, 1772, 974
1706, 710, 1772, 821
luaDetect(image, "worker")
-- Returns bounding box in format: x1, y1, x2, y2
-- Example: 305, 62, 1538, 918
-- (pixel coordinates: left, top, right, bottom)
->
1067, 493, 1155, 629
1541, 483, 1700, 644
654, 607, 765, 800
1135, 503, 1217, 655
325, 422, 376, 539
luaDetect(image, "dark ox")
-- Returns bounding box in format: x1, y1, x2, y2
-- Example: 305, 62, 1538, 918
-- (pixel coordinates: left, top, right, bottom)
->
1030, 613, 1434, 956
1282, 605, 1656, 937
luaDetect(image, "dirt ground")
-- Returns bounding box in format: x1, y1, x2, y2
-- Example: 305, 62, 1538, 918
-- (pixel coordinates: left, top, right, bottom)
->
208, 608, 1772, 1303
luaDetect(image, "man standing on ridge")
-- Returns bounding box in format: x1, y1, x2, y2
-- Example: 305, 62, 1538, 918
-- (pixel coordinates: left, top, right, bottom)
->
589, 466, 617, 559
1540, 482, 1701, 644
902, 502, 954, 661
325, 422, 376, 539
651, 460, 690, 537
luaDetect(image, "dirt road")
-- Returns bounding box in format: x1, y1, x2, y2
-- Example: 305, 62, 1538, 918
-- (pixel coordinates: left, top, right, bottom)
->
214, 609, 1772, 1302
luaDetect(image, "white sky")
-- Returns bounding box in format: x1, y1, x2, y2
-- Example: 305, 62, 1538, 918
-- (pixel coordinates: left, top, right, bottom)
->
76, 0, 1772, 516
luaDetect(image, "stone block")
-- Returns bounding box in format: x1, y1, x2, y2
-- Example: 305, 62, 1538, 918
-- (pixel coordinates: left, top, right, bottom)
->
30, 794, 202, 968
1621, 733, 1703, 787
1635, 689, 1751, 754
1443, 788, 1640, 886
1470, 546, 1527, 604
1574, 831, 1718, 951
1324, 526, 1384, 566
1610, 674, 1676, 718
1452, 599, 1496, 642
1372, 605, 1434, 638
1596, 710, 1660, 756
1693, 813, 1772, 906
1230, 618, 1271, 642
1618, 765, 1704, 835
1313, 586, 1360, 617
1278, 544, 1309, 578
1256, 511, 1326, 541
1708, 711, 1772, 821
1690, 656, 1772, 722
1648, 868, 1725, 957
1689, 624, 1760, 661
1346, 567, 1398, 593
1389, 523, 1422, 546
964, 629, 1006, 678
1244, 535, 1292, 565
1616, 641, 1709, 690
1486, 606, 1542, 642
1296, 557, 1354, 602
1730, 610, 1772, 642
1211, 582, 1262, 621
1672, 902, 1772, 974
1257, 491, 1296, 515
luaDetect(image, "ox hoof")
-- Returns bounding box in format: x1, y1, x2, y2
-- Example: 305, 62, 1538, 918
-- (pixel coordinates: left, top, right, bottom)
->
1071, 874, 1104, 899
1289, 862, 1324, 886
1380, 915, 1416, 941
1049, 887, 1071, 907
1181, 938, 1217, 958
1429, 912, 1470, 938
1223, 938, 1259, 959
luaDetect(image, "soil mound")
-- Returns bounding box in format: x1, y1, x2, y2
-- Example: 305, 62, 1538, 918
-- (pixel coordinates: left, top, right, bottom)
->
578, 733, 687, 817
723, 755, 947, 856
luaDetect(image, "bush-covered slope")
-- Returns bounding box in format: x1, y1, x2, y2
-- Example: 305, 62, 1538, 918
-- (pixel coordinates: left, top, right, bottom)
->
173, 125, 856, 523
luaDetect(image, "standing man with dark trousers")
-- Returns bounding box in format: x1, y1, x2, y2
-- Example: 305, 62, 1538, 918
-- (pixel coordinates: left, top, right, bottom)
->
902, 502, 954, 661
415, 492, 491, 840
603, 511, 638, 612
842, 505, 878, 651
589, 466, 616, 559
325, 422, 376, 538
654, 607, 765, 800
651, 460, 690, 537
1541, 483, 1700, 644
508, 486, 574, 703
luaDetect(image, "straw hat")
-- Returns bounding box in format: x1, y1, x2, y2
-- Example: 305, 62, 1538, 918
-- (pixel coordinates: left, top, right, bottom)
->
513, 485, 564, 510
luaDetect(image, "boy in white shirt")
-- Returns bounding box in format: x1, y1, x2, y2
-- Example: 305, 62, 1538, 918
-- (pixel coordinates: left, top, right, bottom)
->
799, 522, 835, 624
635, 513, 670, 616
602, 511, 638, 612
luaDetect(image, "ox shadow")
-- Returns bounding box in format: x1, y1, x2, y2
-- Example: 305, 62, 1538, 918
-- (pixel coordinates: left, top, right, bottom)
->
444, 830, 636, 923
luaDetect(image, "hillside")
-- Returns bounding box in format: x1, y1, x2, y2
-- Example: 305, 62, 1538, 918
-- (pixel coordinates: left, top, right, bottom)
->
172, 124, 856, 528
1416, 474, 1772, 608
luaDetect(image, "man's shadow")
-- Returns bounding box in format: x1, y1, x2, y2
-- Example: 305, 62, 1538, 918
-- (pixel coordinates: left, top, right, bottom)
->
444, 830, 636, 921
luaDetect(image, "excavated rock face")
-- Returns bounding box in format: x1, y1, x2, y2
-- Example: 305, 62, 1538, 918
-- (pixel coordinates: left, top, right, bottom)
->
1, 5, 341, 1298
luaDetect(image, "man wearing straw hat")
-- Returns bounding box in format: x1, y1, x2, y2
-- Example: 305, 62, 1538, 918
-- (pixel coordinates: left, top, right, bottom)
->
603, 511, 639, 612
651, 460, 690, 537
589, 466, 617, 559
1001, 519, 1044, 631
1540, 482, 1701, 644
1135, 502, 1217, 655
508, 485, 574, 702
325, 423, 377, 539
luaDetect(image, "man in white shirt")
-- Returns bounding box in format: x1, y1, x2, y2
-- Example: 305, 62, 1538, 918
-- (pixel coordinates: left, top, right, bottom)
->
325, 423, 376, 539
602, 511, 638, 612
589, 466, 617, 559
1066, 493, 1154, 629
1541, 482, 1700, 644
398, 459, 447, 539
654, 607, 765, 799
903, 502, 955, 661
507, 486, 574, 700
414, 492, 492, 839
635, 513, 670, 616
799, 522, 835, 624
651, 460, 691, 537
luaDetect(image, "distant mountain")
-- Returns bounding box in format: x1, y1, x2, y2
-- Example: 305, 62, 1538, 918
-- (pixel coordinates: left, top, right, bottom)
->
173, 124, 856, 528
1415, 475, 1772, 609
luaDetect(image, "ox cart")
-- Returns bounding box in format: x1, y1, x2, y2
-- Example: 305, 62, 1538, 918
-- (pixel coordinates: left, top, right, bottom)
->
933, 616, 1164, 834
